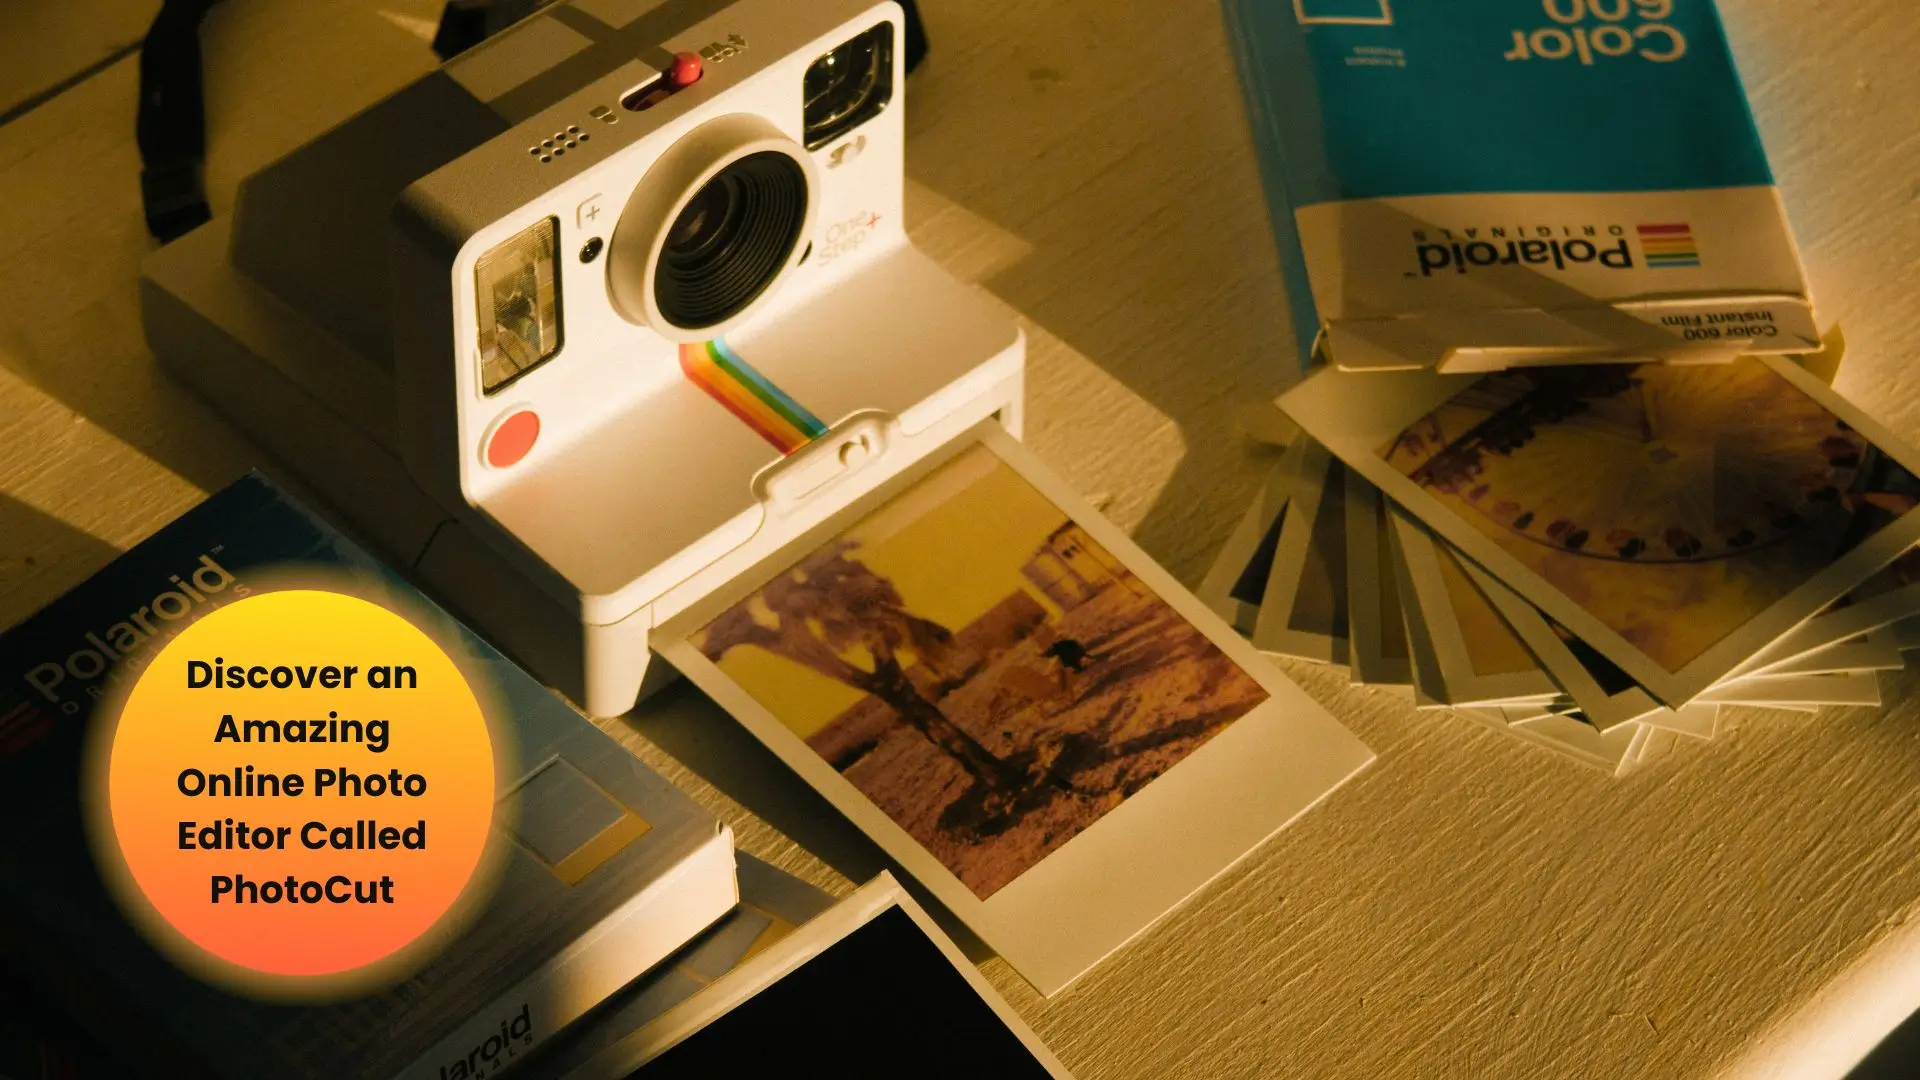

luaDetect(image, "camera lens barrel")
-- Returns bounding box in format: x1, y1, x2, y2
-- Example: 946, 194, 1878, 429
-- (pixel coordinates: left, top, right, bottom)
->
606, 114, 820, 341
654, 152, 808, 329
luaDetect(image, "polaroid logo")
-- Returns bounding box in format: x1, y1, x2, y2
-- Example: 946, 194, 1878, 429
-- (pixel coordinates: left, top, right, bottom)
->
1504, 0, 1687, 65
21, 553, 238, 714
1413, 231, 1633, 277
439, 1004, 533, 1080
1636, 222, 1700, 268
0, 697, 56, 758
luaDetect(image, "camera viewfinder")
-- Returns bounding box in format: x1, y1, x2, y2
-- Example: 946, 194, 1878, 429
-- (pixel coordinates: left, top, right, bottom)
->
803, 22, 895, 151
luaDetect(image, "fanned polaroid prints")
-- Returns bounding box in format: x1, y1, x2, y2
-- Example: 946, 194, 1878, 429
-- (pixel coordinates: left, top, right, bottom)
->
1343, 468, 1413, 689
1252, 443, 1351, 664
1196, 332, 1907, 779
1209, 340, 1915, 781
1732, 554, 1920, 678
1459, 542, 1893, 716
1198, 440, 1312, 634
658, 422, 1372, 996
1279, 356, 1920, 706
1347, 447, 1899, 774
1456, 706, 1651, 776
1461, 559, 1676, 732
1387, 507, 1561, 707
1385, 519, 1447, 710
1756, 630, 1902, 677
1693, 671, 1883, 709
1618, 703, 1720, 740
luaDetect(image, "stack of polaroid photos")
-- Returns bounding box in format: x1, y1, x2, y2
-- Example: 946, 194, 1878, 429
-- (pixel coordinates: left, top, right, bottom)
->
1204, 348, 1920, 775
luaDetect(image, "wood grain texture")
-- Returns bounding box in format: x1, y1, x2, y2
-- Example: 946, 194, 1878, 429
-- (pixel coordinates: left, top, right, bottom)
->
0, 2, 1915, 1078
0, 0, 155, 122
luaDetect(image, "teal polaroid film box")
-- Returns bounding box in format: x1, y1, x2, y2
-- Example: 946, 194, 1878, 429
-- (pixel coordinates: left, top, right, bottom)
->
1224, 0, 1819, 373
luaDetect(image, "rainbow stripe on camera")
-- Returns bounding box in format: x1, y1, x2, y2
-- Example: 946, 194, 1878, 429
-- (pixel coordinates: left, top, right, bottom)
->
679, 338, 828, 455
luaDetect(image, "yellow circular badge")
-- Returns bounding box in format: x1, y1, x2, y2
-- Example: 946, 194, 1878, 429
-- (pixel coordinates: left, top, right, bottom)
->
97, 589, 495, 991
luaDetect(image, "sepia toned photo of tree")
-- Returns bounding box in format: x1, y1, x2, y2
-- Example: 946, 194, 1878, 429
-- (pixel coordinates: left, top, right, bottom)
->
693, 445, 1269, 899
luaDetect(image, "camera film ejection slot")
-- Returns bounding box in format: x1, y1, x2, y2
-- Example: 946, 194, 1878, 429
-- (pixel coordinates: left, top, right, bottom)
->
757, 415, 893, 514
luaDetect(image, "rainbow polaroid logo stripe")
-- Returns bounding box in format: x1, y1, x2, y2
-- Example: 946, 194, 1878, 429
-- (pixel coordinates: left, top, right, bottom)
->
678, 339, 829, 455
0, 697, 54, 758
1637, 223, 1700, 269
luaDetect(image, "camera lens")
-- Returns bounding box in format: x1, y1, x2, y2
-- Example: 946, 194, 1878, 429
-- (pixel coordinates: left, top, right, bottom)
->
652, 151, 809, 330
803, 23, 894, 150
665, 179, 734, 260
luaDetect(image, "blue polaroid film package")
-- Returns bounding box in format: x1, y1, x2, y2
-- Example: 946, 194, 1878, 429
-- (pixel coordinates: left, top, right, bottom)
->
1224, 0, 1818, 372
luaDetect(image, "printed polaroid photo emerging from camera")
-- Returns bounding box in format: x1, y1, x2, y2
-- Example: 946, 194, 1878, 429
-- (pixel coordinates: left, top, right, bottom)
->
659, 423, 1372, 995
688, 443, 1269, 900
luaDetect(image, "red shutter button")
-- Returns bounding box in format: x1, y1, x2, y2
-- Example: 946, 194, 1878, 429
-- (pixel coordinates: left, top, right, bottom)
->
485, 410, 540, 468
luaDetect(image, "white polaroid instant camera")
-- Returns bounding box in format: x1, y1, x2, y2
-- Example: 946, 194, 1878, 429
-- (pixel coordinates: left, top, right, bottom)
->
143, 0, 1024, 717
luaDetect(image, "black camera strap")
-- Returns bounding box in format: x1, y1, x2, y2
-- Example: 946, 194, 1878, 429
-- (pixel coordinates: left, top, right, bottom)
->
900, 0, 928, 73
136, 0, 221, 242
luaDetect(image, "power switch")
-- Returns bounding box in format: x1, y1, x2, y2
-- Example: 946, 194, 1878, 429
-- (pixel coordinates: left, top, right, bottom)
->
669, 52, 703, 87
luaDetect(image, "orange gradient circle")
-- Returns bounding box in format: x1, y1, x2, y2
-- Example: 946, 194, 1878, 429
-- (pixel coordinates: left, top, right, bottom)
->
104, 589, 494, 982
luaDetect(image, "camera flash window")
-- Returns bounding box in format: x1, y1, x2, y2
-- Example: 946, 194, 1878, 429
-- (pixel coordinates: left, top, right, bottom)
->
474, 217, 563, 395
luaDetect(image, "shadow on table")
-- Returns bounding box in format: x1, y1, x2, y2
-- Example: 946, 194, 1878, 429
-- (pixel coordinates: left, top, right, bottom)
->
895, 0, 1816, 592
0, 1, 444, 506
0, 495, 119, 628
1850, 1007, 1920, 1079
892, 0, 1299, 586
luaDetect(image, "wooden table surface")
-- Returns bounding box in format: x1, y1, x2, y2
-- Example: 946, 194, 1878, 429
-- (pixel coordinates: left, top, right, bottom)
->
3, 2, 1918, 1077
